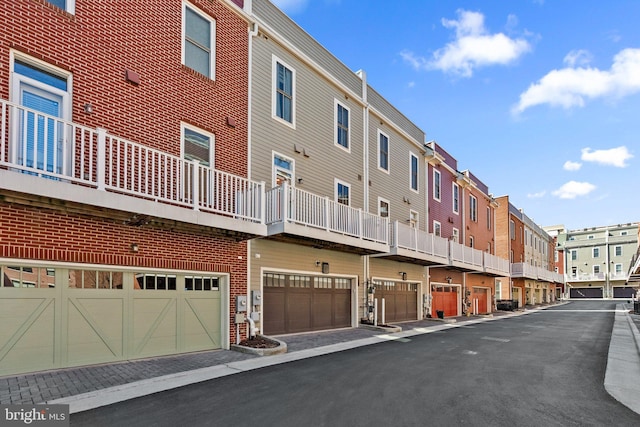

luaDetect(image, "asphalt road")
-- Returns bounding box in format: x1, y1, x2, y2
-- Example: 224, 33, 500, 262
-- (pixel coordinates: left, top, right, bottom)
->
71, 300, 640, 426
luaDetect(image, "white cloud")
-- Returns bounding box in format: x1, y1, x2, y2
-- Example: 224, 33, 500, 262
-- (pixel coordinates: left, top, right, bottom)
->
271, 0, 309, 14
407, 81, 416, 88
552, 181, 596, 199
563, 160, 582, 171
512, 48, 640, 114
401, 10, 531, 77
581, 146, 634, 167
563, 49, 592, 67
527, 191, 546, 198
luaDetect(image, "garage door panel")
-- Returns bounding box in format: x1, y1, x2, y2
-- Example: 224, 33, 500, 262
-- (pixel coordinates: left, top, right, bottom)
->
313, 292, 333, 329
0, 296, 56, 375
375, 282, 417, 322
263, 289, 286, 335
613, 287, 636, 298
183, 296, 221, 352
432, 288, 458, 318
334, 291, 351, 327
287, 292, 312, 333
66, 297, 124, 365
132, 298, 178, 357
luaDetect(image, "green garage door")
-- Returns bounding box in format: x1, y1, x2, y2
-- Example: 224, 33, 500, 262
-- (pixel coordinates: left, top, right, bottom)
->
0, 265, 223, 376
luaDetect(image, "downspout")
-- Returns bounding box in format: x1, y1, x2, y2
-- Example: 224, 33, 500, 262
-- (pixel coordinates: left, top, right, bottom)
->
357, 69, 371, 322
461, 180, 467, 315
244, 20, 259, 343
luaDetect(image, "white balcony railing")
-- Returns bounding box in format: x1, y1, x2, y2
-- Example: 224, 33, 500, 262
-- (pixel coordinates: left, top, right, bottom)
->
450, 241, 483, 268
265, 183, 388, 244
391, 221, 449, 259
0, 98, 264, 222
484, 252, 510, 275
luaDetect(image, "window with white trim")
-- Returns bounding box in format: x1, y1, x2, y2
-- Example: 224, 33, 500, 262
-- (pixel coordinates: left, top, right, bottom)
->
335, 179, 350, 205
433, 169, 441, 201
378, 198, 389, 218
469, 195, 477, 222
273, 56, 295, 125
452, 228, 459, 243
410, 153, 418, 192
409, 210, 419, 228
495, 280, 502, 299
615, 263, 623, 274
452, 183, 459, 214
486, 207, 491, 230
593, 265, 600, 274
183, 3, 216, 79
335, 100, 349, 150
593, 247, 600, 258
11, 55, 72, 176
47, 0, 75, 14
509, 220, 515, 240
571, 250, 577, 261
273, 152, 294, 187
615, 245, 622, 256
378, 130, 389, 172
433, 220, 441, 237
181, 123, 214, 167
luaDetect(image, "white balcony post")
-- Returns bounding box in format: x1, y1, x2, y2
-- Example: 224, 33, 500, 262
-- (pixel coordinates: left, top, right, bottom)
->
192, 159, 200, 211
324, 196, 330, 231
393, 221, 398, 248
282, 181, 290, 222
259, 180, 266, 224
96, 127, 107, 191
358, 208, 363, 239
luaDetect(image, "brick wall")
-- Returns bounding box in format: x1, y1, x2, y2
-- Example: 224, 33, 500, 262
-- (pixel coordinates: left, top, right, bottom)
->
0, 0, 251, 340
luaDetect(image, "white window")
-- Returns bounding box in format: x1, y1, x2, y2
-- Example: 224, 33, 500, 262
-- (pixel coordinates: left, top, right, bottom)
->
409, 153, 419, 192
182, 3, 216, 79
433, 169, 441, 201
409, 210, 419, 228
181, 123, 214, 167
47, 0, 75, 14
335, 100, 349, 151
588, 235, 594, 239
509, 220, 515, 240
378, 198, 389, 218
621, 231, 628, 236
378, 130, 389, 172
615, 246, 622, 256
495, 280, 502, 299
433, 220, 441, 237
486, 207, 491, 230
615, 263, 623, 274
469, 195, 477, 222
335, 179, 350, 205
452, 183, 459, 214
10, 54, 72, 176
452, 228, 459, 243
593, 265, 600, 274
571, 250, 577, 261
273, 152, 294, 187
593, 247, 600, 258
272, 56, 295, 126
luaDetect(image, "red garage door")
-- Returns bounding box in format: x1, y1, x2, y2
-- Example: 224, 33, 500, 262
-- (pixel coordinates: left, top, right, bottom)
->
472, 287, 489, 314
432, 285, 459, 317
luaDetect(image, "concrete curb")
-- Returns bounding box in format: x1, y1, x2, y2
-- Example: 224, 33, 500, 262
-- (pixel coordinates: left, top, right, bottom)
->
604, 304, 640, 415
230, 336, 288, 356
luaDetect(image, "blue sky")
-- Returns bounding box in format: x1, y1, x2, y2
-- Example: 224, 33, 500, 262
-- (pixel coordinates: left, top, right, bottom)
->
270, 0, 638, 231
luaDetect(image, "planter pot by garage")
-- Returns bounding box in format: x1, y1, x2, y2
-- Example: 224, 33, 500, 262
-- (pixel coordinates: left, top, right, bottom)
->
230, 335, 288, 356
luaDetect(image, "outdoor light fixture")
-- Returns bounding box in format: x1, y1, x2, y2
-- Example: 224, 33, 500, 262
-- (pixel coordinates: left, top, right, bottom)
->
130, 243, 139, 253
400, 272, 407, 281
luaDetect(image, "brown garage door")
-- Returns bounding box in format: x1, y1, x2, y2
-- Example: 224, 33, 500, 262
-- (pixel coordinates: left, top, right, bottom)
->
263, 273, 352, 335
373, 280, 418, 323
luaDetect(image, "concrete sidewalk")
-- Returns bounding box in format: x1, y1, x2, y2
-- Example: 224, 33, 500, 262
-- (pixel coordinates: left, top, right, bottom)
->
1, 303, 638, 415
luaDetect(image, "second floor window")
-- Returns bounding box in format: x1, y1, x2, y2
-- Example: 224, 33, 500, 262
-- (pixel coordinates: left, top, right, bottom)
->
379, 199, 389, 217
615, 246, 622, 256
452, 183, 459, 213
433, 221, 441, 237
571, 250, 577, 261
183, 4, 215, 79
336, 180, 350, 205
593, 247, 600, 258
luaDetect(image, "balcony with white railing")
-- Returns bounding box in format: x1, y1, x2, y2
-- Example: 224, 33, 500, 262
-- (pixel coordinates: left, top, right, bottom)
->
265, 182, 389, 254
449, 241, 484, 272
483, 252, 510, 276
0, 98, 266, 237
511, 263, 539, 280
376, 221, 449, 265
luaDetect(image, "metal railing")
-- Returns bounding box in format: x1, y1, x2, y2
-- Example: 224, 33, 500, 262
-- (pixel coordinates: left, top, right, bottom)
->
450, 241, 484, 268
0, 98, 264, 222
265, 183, 388, 244
390, 221, 449, 260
